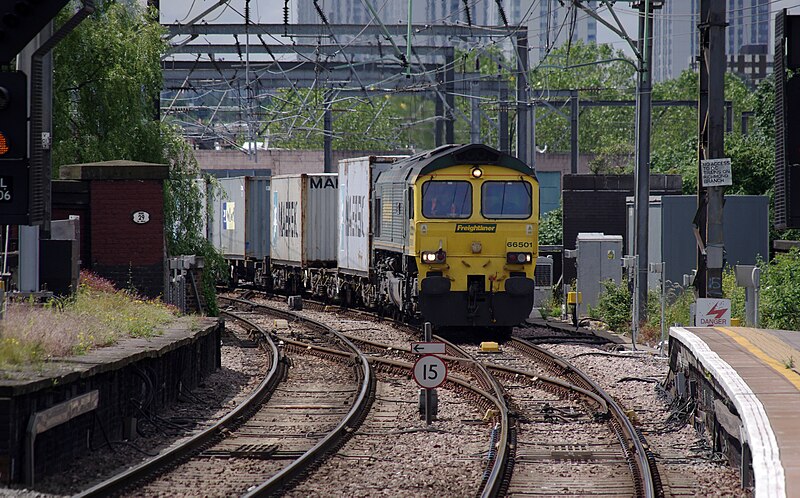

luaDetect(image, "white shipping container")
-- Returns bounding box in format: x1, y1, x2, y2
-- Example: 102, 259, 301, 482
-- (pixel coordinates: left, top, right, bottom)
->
338, 156, 404, 275
271, 173, 338, 266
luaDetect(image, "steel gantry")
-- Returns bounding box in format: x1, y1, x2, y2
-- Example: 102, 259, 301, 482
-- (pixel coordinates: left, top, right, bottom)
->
160, 22, 531, 167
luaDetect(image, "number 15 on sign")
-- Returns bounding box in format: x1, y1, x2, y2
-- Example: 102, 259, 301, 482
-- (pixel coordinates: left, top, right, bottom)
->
413, 355, 447, 389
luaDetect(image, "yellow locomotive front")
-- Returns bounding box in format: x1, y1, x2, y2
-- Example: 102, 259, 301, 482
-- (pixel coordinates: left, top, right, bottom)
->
412, 149, 539, 328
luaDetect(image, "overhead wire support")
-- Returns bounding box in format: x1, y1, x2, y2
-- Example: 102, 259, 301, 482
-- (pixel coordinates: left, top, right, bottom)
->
358, 0, 408, 66
573, 1, 642, 60
406, 0, 412, 77
312, 1, 373, 104
496, 0, 509, 27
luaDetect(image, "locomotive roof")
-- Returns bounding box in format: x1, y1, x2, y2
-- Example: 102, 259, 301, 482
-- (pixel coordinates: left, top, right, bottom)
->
375, 143, 536, 184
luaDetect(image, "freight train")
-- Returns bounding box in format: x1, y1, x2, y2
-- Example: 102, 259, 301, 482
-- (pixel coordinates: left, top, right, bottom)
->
207, 143, 539, 330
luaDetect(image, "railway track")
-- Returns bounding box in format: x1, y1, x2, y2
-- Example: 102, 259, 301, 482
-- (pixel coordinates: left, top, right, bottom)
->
487, 338, 661, 497
76, 298, 373, 497
254, 293, 661, 497
230, 293, 513, 497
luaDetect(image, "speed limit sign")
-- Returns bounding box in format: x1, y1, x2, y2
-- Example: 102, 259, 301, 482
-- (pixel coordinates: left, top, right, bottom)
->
413, 355, 447, 389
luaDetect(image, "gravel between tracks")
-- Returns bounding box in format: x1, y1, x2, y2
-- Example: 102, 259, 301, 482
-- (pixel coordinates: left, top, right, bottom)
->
543, 342, 750, 497
286, 374, 490, 497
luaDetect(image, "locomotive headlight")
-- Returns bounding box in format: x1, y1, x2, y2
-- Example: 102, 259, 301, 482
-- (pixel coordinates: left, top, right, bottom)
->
471, 167, 483, 178
422, 250, 447, 264
506, 252, 532, 264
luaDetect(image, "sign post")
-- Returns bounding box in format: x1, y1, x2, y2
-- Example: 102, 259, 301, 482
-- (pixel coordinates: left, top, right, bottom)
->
413, 322, 448, 425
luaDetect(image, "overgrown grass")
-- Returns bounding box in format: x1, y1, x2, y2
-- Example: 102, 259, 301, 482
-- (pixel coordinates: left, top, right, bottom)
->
0, 271, 178, 369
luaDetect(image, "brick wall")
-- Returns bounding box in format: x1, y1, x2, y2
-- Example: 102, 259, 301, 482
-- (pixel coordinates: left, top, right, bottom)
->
90, 180, 165, 296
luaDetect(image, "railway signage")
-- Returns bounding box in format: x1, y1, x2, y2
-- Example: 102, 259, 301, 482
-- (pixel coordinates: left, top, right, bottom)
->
411, 342, 446, 355
695, 298, 731, 327
700, 158, 732, 187
132, 211, 150, 224
413, 355, 447, 389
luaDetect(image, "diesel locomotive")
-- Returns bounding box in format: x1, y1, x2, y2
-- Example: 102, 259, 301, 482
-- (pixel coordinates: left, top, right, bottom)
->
209, 143, 539, 330
338, 143, 539, 329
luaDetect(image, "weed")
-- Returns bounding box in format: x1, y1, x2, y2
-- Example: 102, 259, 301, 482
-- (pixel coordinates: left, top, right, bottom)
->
0, 270, 178, 367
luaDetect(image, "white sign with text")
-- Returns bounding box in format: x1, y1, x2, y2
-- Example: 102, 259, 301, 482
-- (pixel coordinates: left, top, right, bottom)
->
695, 298, 732, 327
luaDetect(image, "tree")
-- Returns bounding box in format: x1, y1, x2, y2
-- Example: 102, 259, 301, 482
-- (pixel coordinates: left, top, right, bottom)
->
263, 89, 407, 151
53, 2, 165, 168
53, 1, 225, 312
528, 41, 637, 157
539, 206, 562, 245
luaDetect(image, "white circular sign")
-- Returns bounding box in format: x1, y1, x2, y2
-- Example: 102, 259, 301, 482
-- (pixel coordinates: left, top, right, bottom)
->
132, 211, 150, 224
413, 355, 447, 389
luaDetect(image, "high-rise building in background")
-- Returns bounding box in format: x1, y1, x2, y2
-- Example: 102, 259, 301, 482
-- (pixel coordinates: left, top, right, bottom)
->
296, 0, 773, 85
296, 0, 599, 63
654, 0, 770, 84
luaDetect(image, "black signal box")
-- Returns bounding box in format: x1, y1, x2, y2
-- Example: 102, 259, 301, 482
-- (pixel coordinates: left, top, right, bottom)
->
0, 71, 30, 225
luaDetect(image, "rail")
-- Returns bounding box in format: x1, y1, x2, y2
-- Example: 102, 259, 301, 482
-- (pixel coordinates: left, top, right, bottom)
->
76, 310, 285, 498
510, 338, 659, 498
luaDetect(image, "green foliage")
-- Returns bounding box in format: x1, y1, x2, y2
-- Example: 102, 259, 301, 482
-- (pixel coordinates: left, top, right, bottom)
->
592, 279, 632, 333
52, 1, 226, 314
588, 141, 634, 175
162, 132, 227, 315
538, 206, 562, 245
529, 41, 637, 155
53, 2, 165, 168
724, 133, 773, 195
650, 70, 762, 196
661, 285, 694, 329
722, 267, 746, 322
264, 90, 405, 150
750, 75, 775, 143
0, 271, 179, 367
760, 249, 800, 330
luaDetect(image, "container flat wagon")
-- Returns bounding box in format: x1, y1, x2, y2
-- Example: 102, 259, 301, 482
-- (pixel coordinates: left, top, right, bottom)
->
209, 176, 271, 287
270, 173, 338, 295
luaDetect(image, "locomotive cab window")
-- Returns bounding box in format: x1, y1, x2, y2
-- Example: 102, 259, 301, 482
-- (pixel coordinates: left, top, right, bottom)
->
481, 181, 532, 219
422, 181, 472, 219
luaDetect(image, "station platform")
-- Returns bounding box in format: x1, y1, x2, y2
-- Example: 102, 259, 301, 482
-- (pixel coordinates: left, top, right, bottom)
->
668, 326, 800, 498
0, 317, 222, 486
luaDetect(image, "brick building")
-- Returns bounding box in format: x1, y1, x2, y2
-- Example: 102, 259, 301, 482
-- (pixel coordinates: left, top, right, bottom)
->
55, 161, 168, 297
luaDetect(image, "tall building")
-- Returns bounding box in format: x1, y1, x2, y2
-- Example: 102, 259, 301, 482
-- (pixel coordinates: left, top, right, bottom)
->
531, 0, 598, 63
295, 0, 598, 50
296, 0, 405, 25
653, 0, 770, 82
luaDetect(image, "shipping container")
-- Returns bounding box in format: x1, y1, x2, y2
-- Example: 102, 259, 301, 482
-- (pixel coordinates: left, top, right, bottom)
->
337, 156, 404, 276
270, 173, 338, 266
210, 176, 270, 260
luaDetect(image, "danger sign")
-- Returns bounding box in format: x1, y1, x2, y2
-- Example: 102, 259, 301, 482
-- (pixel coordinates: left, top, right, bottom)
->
700, 158, 732, 187
695, 298, 731, 327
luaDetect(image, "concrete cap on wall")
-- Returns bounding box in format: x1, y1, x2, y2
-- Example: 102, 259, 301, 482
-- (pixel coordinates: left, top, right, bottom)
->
59, 160, 169, 181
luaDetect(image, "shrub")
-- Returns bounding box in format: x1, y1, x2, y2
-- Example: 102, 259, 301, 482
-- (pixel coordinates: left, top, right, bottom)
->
593, 279, 632, 333
761, 249, 800, 330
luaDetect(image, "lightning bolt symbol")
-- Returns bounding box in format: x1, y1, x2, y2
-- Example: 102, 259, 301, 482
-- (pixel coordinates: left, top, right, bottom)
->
708, 303, 728, 320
